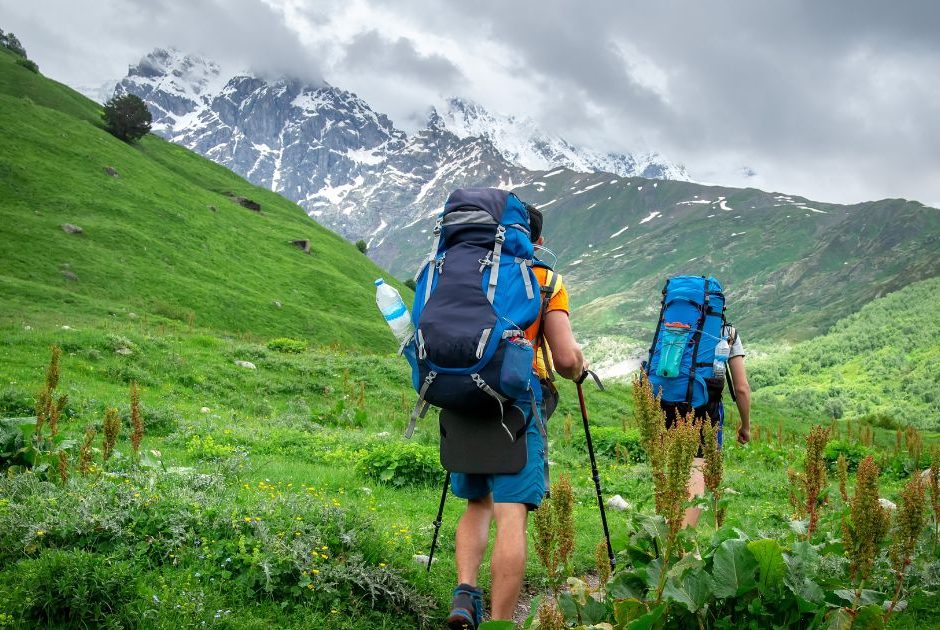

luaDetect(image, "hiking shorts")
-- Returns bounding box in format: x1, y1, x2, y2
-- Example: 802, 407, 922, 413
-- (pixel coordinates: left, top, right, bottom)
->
450, 380, 556, 510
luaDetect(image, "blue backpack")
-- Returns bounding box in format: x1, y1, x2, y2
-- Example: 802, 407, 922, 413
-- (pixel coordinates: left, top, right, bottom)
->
404, 188, 542, 439
643, 276, 730, 412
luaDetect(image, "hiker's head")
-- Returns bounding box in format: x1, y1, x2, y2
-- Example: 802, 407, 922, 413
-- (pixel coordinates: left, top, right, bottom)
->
526, 204, 543, 244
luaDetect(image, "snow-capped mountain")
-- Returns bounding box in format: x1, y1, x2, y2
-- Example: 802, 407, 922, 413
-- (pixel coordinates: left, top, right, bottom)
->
109, 48, 689, 250
437, 97, 690, 181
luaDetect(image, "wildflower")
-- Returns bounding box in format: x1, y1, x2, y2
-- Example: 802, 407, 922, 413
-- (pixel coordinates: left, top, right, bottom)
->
537, 599, 566, 630
36, 530, 45, 537
789, 425, 831, 539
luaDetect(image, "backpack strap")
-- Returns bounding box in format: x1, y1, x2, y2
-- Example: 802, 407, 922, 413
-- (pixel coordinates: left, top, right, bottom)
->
535, 267, 562, 382
644, 280, 669, 375
405, 370, 437, 438
684, 277, 709, 404
486, 225, 507, 303
724, 324, 738, 403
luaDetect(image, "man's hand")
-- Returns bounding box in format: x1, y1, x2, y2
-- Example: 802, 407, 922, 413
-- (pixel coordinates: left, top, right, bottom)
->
737, 424, 750, 445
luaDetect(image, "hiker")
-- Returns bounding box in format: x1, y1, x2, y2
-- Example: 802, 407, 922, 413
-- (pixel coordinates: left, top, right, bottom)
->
447, 203, 586, 628
680, 323, 750, 527
643, 276, 751, 528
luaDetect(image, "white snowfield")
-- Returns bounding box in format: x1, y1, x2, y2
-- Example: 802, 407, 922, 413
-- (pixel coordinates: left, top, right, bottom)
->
799, 206, 828, 214
610, 225, 630, 238
640, 211, 661, 224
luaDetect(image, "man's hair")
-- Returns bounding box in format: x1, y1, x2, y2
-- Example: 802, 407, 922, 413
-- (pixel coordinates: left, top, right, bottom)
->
526, 204, 543, 243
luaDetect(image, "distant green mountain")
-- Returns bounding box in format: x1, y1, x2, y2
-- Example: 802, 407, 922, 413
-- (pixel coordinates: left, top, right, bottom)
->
378, 171, 940, 345
748, 276, 940, 430
0, 47, 402, 353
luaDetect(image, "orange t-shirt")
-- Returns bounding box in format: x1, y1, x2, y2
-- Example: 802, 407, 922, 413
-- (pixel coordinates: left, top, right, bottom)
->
524, 267, 569, 379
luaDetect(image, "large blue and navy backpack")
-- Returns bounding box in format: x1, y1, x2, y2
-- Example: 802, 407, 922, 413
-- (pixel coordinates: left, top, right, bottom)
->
643, 276, 733, 420
404, 188, 542, 439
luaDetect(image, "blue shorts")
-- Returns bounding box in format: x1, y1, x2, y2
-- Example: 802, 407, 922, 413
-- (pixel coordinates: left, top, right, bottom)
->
450, 414, 546, 509
450, 380, 555, 510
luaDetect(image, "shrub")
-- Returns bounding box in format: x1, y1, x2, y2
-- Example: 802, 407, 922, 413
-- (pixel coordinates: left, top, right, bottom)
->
14, 57, 38, 73
103, 93, 152, 142
356, 442, 440, 487
186, 434, 236, 461
1, 549, 140, 627
577, 426, 645, 462
0, 385, 34, 417
355, 239, 368, 254
823, 439, 873, 471
404, 279, 417, 291
267, 337, 308, 353
857, 412, 901, 430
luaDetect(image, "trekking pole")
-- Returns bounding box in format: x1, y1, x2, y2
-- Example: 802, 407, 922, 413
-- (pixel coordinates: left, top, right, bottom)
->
426, 470, 451, 572
576, 370, 616, 572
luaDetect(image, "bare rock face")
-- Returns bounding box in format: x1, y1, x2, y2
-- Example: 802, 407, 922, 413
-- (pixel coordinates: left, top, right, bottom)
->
104, 166, 119, 177
290, 239, 311, 253
61, 223, 83, 234
224, 192, 261, 212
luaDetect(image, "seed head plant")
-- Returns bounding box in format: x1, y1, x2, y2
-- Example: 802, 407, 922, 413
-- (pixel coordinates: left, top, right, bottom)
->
595, 539, 612, 586
837, 453, 849, 503
102, 407, 121, 462
843, 456, 890, 587
702, 418, 724, 528
929, 446, 940, 554
79, 426, 96, 475
905, 426, 923, 466
130, 382, 143, 456
884, 475, 927, 623
537, 599, 565, 630
788, 425, 830, 539
57, 450, 68, 484
533, 474, 576, 596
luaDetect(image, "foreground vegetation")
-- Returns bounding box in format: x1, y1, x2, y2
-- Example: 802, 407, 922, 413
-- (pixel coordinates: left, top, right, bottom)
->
1, 315, 938, 628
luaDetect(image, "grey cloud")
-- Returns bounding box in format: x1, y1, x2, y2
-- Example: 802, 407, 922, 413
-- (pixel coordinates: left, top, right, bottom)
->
338, 30, 462, 89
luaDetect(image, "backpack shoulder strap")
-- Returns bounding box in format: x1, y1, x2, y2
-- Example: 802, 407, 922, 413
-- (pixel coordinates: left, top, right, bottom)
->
535, 266, 561, 382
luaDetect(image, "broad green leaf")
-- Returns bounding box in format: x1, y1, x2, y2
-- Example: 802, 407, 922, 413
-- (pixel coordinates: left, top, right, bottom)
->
582, 596, 611, 625
710, 538, 758, 599
626, 603, 666, 630
827, 608, 853, 630
788, 577, 825, 608
558, 592, 580, 623
662, 567, 712, 613
568, 576, 590, 605
634, 513, 668, 541
747, 539, 786, 596
833, 589, 884, 607
667, 552, 703, 579
479, 622, 516, 630
644, 557, 663, 590
608, 570, 645, 600
789, 519, 810, 536
853, 604, 885, 630
613, 599, 648, 627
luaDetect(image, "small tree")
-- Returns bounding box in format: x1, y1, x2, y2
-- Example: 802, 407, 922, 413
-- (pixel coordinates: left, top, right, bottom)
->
355, 239, 368, 254
404, 278, 417, 291
103, 94, 152, 143
0, 30, 27, 58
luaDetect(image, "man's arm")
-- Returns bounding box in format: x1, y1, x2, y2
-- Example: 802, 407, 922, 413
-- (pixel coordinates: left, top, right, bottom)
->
728, 355, 751, 443
542, 310, 586, 380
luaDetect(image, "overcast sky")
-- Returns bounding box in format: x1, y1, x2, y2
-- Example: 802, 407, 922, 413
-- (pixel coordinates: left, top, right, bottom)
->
3, 0, 939, 206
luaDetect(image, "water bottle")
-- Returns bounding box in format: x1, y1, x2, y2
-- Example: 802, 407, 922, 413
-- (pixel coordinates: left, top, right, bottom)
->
713, 337, 730, 379
375, 278, 414, 344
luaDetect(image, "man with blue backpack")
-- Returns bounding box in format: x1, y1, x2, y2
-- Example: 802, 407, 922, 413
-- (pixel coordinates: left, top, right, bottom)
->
403, 188, 585, 628
643, 276, 751, 527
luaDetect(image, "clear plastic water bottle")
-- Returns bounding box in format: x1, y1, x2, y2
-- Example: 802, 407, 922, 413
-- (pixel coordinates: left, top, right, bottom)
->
375, 278, 414, 344
713, 337, 730, 379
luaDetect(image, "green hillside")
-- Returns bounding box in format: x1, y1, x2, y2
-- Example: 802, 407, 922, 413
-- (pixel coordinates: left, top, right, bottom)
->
749, 276, 940, 430
379, 170, 940, 345
0, 46, 401, 353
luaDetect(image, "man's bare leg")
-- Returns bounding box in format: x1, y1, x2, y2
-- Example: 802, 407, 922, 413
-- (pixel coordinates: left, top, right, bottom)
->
455, 495, 494, 586
684, 457, 706, 528
490, 502, 529, 619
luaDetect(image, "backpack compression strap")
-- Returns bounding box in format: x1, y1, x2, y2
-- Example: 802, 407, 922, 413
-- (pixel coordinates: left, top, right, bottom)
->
724, 324, 738, 403
535, 269, 562, 382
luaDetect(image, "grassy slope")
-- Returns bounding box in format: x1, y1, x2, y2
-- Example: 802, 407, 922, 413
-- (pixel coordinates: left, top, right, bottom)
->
750, 276, 940, 430
0, 47, 937, 628
0, 47, 404, 353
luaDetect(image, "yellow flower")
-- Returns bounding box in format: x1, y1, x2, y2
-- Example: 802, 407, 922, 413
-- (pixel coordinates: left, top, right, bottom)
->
36, 530, 45, 536
312, 569, 319, 574
379, 563, 386, 568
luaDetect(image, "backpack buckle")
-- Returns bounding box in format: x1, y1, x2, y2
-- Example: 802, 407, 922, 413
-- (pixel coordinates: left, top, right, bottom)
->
495, 225, 506, 243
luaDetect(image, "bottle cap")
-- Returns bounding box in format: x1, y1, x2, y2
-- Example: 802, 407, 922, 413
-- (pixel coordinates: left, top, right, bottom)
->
374, 278, 384, 286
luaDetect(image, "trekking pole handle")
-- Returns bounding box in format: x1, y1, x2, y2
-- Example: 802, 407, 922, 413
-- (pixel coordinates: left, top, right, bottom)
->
576, 369, 605, 391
